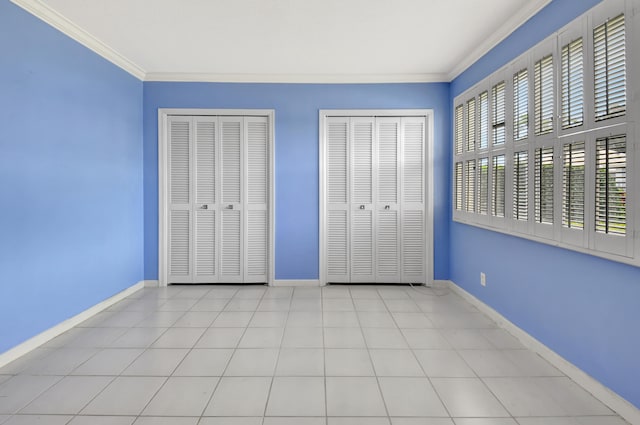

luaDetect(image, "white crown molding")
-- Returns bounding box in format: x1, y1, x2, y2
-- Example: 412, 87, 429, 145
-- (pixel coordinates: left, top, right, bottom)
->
447, 0, 552, 81
143, 72, 449, 84
11, 0, 146, 80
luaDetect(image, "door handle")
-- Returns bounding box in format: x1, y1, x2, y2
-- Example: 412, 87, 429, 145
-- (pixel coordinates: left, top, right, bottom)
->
384, 205, 390, 210
359, 205, 365, 209
199, 205, 208, 210
225, 204, 234, 210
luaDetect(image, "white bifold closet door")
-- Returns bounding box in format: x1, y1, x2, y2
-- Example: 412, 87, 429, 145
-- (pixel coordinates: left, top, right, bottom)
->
167, 115, 268, 284
326, 116, 425, 284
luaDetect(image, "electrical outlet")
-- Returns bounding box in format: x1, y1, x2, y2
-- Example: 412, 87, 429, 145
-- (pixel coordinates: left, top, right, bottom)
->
480, 272, 486, 287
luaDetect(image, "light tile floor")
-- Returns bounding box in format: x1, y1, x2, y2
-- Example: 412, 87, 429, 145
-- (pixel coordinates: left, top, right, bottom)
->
0, 284, 630, 425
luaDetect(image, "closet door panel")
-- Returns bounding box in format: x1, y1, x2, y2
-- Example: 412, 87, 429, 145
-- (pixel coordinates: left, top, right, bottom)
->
400, 117, 426, 283
193, 118, 218, 282
350, 118, 375, 282
376, 118, 401, 282
326, 118, 350, 282
168, 117, 192, 282
219, 117, 243, 283
244, 117, 269, 282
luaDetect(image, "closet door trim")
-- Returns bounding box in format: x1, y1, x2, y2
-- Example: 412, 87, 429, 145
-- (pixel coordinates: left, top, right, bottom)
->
319, 109, 434, 286
159, 109, 275, 287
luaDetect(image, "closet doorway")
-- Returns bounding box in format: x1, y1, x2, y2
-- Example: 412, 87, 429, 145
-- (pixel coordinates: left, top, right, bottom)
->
319, 110, 434, 286
158, 109, 274, 286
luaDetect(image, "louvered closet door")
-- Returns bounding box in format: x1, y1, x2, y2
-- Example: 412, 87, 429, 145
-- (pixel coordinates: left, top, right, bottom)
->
193, 117, 219, 283
400, 117, 426, 283
350, 118, 376, 282
244, 117, 269, 283
218, 117, 244, 283
168, 117, 193, 283
376, 118, 401, 282
326, 117, 350, 283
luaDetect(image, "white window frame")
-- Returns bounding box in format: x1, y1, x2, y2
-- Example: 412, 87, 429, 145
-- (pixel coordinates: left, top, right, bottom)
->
452, 0, 639, 268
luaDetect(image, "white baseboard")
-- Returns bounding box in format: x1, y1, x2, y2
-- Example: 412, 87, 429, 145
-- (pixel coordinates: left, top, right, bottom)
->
143, 280, 159, 287
272, 279, 321, 287
445, 280, 640, 425
0, 280, 145, 369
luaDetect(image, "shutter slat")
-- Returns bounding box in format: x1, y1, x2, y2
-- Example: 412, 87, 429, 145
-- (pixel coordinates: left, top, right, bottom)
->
535, 55, 554, 135
479, 91, 489, 150
595, 135, 626, 235
376, 210, 398, 277
455, 105, 464, 154
454, 162, 463, 211
478, 158, 489, 215
492, 155, 505, 217
513, 69, 529, 141
351, 211, 373, 277
327, 210, 348, 276
402, 210, 424, 275
466, 98, 476, 152
514, 151, 529, 220
534, 147, 554, 224
492, 82, 506, 146
170, 210, 190, 276
221, 210, 241, 275
352, 121, 373, 204
247, 210, 267, 276
465, 159, 476, 212
562, 142, 585, 229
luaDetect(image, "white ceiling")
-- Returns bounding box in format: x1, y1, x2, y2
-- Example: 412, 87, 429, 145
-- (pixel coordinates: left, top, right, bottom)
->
14, 0, 551, 82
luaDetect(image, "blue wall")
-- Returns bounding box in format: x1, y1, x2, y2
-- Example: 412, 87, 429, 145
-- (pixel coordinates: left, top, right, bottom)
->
450, 0, 640, 409
143, 82, 451, 281
0, 1, 144, 353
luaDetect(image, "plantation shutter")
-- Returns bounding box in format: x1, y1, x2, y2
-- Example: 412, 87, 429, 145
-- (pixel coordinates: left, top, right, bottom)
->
454, 162, 463, 211
326, 118, 350, 282
595, 135, 626, 235
562, 141, 585, 229
479, 91, 488, 150
466, 98, 476, 152
492, 82, 506, 146
465, 160, 476, 213
454, 105, 464, 154
168, 117, 192, 280
513, 69, 529, 141
534, 55, 554, 135
492, 155, 505, 217
534, 147, 554, 224
478, 158, 489, 215
561, 38, 584, 129
513, 151, 529, 221
594, 14, 626, 121
244, 117, 269, 282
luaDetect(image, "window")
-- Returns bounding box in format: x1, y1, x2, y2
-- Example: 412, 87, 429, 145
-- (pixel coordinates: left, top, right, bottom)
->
596, 135, 626, 235
562, 141, 585, 229
492, 82, 506, 146
453, 0, 635, 265
492, 155, 505, 217
534, 147, 554, 224
513, 69, 529, 141
513, 151, 529, 221
594, 14, 626, 121
478, 157, 489, 214
479, 91, 489, 150
454, 162, 463, 211
561, 38, 584, 129
466, 98, 476, 152
465, 159, 476, 212
534, 55, 554, 135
